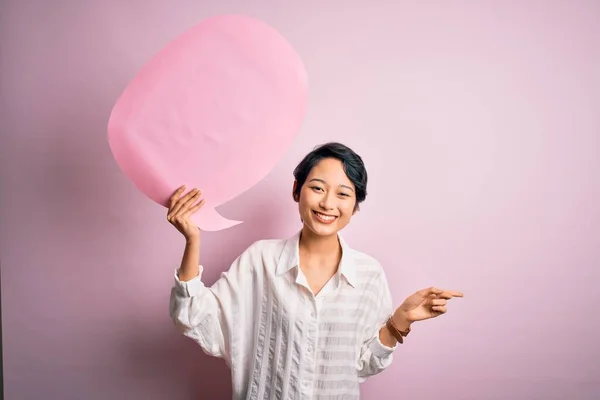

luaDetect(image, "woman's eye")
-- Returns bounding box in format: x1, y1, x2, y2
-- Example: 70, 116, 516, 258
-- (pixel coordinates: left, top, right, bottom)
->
311, 186, 323, 192
339, 193, 350, 197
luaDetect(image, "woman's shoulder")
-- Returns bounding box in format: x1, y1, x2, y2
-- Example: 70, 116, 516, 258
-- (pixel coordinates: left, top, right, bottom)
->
223, 238, 288, 279
235, 237, 289, 266
347, 247, 383, 270
243, 237, 287, 254
345, 247, 389, 285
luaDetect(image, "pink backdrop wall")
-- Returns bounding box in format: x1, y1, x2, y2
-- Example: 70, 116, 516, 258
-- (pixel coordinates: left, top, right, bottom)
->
1, 1, 599, 399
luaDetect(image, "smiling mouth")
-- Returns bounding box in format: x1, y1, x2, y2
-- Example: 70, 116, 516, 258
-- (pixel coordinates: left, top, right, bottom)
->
312, 211, 338, 223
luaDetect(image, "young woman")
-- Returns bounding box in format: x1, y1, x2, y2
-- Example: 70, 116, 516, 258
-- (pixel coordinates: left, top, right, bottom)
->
168, 142, 463, 399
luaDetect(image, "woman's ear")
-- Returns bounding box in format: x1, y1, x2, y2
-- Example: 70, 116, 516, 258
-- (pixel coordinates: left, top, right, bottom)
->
292, 180, 299, 202
353, 203, 360, 215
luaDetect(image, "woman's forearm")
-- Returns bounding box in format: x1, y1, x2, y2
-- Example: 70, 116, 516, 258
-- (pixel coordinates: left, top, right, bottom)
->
177, 238, 201, 281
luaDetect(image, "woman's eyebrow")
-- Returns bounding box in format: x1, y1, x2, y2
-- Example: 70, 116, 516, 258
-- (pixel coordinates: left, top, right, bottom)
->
309, 178, 354, 192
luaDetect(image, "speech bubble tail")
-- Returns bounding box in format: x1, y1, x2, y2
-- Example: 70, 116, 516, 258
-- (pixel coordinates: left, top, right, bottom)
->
190, 206, 242, 232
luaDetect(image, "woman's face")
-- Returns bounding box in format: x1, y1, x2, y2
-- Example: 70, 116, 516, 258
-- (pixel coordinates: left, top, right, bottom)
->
295, 157, 357, 237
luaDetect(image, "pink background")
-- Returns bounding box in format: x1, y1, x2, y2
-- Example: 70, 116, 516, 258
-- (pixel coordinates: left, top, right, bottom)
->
1, 1, 599, 399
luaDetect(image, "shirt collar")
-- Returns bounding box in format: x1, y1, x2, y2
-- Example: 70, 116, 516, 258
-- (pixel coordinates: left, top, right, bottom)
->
275, 230, 357, 288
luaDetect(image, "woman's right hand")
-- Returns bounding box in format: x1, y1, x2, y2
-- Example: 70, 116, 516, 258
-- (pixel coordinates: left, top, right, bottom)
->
167, 185, 205, 242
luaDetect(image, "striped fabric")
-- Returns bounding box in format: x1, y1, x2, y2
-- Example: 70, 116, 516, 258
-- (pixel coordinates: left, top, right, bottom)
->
170, 230, 396, 399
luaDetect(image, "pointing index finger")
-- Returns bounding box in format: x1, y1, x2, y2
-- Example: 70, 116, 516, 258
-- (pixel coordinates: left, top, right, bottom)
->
418, 287, 444, 297
437, 290, 464, 299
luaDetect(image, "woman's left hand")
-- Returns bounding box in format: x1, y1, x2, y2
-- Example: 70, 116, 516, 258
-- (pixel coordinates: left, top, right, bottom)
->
393, 287, 464, 326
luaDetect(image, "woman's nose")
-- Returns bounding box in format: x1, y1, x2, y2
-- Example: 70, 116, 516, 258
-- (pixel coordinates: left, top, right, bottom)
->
319, 193, 335, 210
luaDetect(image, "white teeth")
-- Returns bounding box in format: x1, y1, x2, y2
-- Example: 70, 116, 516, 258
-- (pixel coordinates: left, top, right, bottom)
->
315, 212, 335, 221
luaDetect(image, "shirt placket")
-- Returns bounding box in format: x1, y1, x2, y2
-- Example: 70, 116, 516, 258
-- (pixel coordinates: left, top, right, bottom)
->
294, 270, 340, 399
299, 291, 318, 399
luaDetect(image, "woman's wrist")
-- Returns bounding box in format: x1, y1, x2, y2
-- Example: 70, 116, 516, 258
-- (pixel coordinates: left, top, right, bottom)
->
185, 235, 200, 247
392, 310, 412, 331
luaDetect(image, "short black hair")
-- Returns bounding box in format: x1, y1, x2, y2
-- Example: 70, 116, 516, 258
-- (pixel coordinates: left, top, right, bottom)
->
293, 142, 367, 210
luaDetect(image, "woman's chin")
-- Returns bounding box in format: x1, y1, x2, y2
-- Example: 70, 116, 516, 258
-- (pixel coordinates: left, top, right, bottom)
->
304, 219, 340, 237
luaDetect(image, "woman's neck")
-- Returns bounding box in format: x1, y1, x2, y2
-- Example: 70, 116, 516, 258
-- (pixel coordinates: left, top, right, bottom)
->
298, 227, 342, 267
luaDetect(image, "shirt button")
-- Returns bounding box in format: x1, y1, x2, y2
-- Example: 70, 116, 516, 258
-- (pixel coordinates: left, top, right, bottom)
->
310, 312, 315, 318
307, 346, 313, 353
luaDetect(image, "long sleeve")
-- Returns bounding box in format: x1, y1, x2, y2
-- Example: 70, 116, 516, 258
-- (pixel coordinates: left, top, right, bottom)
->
356, 270, 397, 380
169, 250, 252, 365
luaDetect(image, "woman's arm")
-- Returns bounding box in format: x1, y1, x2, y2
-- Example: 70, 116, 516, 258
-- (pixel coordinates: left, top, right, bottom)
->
356, 270, 397, 380
170, 261, 227, 359
166, 186, 229, 358
358, 278, 464, 379
177, 236, 201, 281
166, 185, 204, 282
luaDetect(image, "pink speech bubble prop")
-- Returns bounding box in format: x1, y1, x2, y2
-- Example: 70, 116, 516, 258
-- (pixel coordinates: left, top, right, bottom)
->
108, 14, 308, 231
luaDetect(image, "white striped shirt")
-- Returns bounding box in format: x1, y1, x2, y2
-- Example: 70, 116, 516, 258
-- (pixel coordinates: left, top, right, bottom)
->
169, 230, 397, 399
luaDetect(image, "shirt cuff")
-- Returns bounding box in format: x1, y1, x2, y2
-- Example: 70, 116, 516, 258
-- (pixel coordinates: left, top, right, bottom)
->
368, 330, 398, 358
173, 265, 205, 297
